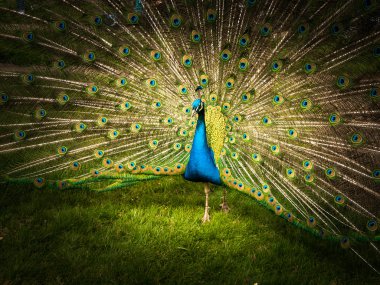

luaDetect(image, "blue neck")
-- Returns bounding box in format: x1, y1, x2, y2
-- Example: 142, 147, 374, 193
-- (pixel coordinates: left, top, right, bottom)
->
183, 109, 221, 185
193, 110, 208, 150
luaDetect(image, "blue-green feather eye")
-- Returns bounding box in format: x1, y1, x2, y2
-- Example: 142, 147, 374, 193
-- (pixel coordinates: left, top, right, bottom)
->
1, 93, 9, 105
334, 195, 345, 206
238, 34, 250, 47
14, 130, 26, 140
340, 237, 350, 249
303, 160, 313, 171
369, 87, 378, 101
260, 24, 271, 36
328, 113, 341, 125
34, 107, 47, 120
300, 98, 312, 110
325, 167, 336, 179
86, 85, 99, 95
337, 75, 350, 89
173, 142, 182, 150
374, 46, 380, 57
119, 46, 131, 57
246, 0, 256, 7
94, 16, 102, 26
307, 216, 316, 227
241, 93, 249, 102
304, 173, 314, 184
54, 20, 66, 31
270, 144, 280, 155
164, 116, 174, 125
251, 152, 262, 163
115, 77, 127, 88
170, 14, 182, 28
84, 51, 96, 62
23, 31, 34, 42
206, 9, 217, 22
271, 60, 283, 72
108, 129, 119, 139
153, 101, 162, 109
57, 146, 68, 156
261, 116, 272, 126
330, 22, 342, 35
55, 59, 65, 69
131, 123, 142, 133
297, 23, 308, 34
238, 58, 249, 71
286, 168, 295, 179
366, 219, 378, 231
287, 128, 298, 139
363, 0, 375, 9
350, 133, 364, 146
97, 116, 107, 127
22, 73, 34, 84
182, 55, 193, 68
272, 94, 284, 106
178, 85, 188, 95
225, 77, 235, 89
71, 161, 81, 171
34, 177, 46, 188
147, 78, 157, 88
57, 92, 70, 106
233, 114, 241, 123
128, 13, 139, 24
200, 74, 209, 87
220, 49, 232, 62
304, 62, 316, 74
94, 149, 104, 158
222, 102, 231, 112
191, 30, 201, 43
150, 50, 162, 62
372, 169, 380, 182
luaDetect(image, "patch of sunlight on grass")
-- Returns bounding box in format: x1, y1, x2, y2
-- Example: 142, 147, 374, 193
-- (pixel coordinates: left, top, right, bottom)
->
0, 176, 379, 284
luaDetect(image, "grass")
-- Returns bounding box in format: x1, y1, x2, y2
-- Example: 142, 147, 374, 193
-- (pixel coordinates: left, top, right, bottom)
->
0, 176, 379, 285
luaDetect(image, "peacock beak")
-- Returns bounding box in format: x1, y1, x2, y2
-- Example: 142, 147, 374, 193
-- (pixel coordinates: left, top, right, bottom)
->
191, 109, 196, 117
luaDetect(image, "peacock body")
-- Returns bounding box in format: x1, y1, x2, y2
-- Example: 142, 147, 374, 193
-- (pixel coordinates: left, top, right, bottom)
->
0, 0, 379, 272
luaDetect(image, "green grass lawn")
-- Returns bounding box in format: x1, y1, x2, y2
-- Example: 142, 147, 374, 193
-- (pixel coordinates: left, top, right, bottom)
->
0, 176, 379, 285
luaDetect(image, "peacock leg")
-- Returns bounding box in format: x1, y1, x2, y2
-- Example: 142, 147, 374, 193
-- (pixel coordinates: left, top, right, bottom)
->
202, 182, 211, 223
220, 188, 230, 213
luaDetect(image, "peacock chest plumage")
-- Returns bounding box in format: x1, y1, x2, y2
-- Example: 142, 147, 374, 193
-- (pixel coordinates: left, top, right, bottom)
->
0, 0, 379, 272
184, 98, 222, 185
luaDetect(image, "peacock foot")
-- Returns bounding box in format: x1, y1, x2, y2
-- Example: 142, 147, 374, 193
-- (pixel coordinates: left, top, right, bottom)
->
220, 202, 230, 213
202, 208, 210, 223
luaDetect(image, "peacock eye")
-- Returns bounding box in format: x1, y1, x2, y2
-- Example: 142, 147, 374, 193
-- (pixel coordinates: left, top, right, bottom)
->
374, 46, 380, 57
94, 16, 102, 25
260, 24, 271, 36
170, 14, 182, 28
182, 55, 193, 68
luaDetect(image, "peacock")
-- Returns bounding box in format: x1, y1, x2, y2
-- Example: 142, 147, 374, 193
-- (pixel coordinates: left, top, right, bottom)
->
0, 0, 379, 272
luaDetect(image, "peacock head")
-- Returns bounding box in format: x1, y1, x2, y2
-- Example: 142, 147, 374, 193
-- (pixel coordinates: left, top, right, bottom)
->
192, 86, 205, 117
191, 98, 204, 117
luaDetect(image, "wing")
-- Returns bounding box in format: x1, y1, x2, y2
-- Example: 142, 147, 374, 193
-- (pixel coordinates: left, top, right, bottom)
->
205, 105, 227, 167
